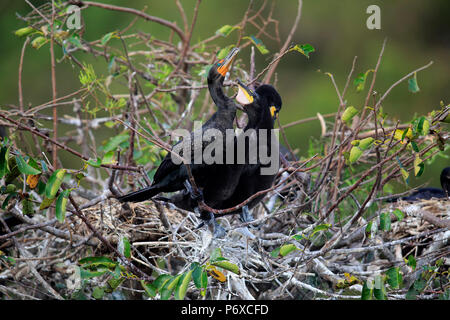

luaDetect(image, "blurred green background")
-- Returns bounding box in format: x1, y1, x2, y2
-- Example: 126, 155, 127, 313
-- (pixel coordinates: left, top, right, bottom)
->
0, 0, 448, 188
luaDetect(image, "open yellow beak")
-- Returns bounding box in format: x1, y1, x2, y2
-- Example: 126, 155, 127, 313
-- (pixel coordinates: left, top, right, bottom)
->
217, 47, 240, 76
235, 79, 255, 105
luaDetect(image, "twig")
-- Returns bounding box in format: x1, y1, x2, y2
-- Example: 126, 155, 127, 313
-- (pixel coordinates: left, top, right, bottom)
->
0, 114, 140, 172
176, 0, 201, 72
72, 1, 186, 43
263, 0, 303, 83
50, 1, 58, 169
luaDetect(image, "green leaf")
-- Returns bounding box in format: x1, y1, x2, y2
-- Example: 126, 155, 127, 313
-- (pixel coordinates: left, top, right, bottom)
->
2, 193, 17, 210
92, 286, 105, 299
407, 255, 416, 270
102, 133, 129, 153
359, 137, 374, 151
292, 234, 305, 241
0, 146, 9, 178
380, 212, 391, 231
415, 116, 425, 135
67, 35, 84, 49
22, 197, 34, 215
192, 263, 208, 290
210, 248, 223, 262
31, 36, 47, 49
400, 168, 410, 185
161, 274, 182, 300
39, 196, 55, 210
310, 223, 332, 238
386, 267, 401, 289
413, 278, 426, 292
410, 141, 420, 152
341, 106, 358, 125
160, 288, 172, 300
353, 70, 373, 92
86, 157, 101, 168
413, 154, 424, 177
211, 260, 240, 275
15, 155, 41, 175
1, 255, 16, 266
365, 221, 373, 234
15, 26, 35, 37
361, 281, 373, 300
244, 35, 269, 54
421, 119, 430, 136
439, 289, 450, 300
80, 267, 109, 279
290, 43, 315, 58
5, 157, 20, 184
78, 256, 116, 268
101, 31, 116, 46
349, 146, 363, 164
101, 150, 116, 165
118, 236, 131, 259
153, 274, 172, 291
373, 275, 386, 300
45, 169, 66, 199
270, 247, 281, 258
406, 286, 418, 300
105, 276, 124, 293
392, 209, 405, 221
175, 269, 194, 300
55, 189, 70, 223
215, 25, 238, 37
408, 72, 420, 93
6, 184, 17, 193
279, 244, 298, 257
141, 281, 157, 298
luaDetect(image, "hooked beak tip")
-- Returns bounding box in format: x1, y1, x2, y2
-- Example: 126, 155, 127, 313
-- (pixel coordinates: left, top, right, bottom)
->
217, 47, 240, 76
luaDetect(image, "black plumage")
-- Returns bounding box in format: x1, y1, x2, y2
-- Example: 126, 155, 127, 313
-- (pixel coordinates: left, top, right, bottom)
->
215, 81, 283, 221
117, 48, 242, 215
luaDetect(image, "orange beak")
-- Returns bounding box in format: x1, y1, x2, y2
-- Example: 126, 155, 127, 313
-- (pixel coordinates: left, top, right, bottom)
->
217, 47, 240, 76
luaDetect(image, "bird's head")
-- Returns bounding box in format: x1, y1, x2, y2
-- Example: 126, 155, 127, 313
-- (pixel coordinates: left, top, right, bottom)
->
209, 47, 240, 81
235, 79, 282, 120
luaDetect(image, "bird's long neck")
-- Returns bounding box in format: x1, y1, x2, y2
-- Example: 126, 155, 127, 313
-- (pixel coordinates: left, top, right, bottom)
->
208, 76, 228, 109
207, 74, 236, 128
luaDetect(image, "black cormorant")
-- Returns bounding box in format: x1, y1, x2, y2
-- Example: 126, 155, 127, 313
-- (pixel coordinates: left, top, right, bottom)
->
215, 80, 283, 222
117, 48, 244, 235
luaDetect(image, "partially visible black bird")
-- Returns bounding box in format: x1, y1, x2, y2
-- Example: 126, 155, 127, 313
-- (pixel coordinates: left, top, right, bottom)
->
215, 80, 283, 222
0, 125, 7, 141
117, 48, 244, 235
389, 167, 450, 202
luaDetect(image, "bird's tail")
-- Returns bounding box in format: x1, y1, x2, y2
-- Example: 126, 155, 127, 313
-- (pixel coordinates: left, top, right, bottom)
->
116, 186, 160, 203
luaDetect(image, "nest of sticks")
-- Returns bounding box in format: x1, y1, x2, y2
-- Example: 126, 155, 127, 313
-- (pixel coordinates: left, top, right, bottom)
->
1, 191, 448, 300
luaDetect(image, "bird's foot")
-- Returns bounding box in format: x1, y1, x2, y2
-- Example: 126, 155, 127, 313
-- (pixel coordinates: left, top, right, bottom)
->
193, 209, 227, 238
239, 206, 254, 223
203, 211, 227, 238
184, 180, 204, 203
